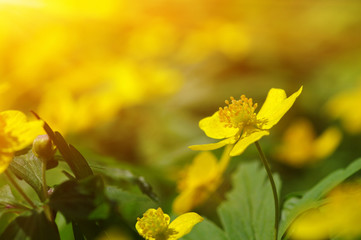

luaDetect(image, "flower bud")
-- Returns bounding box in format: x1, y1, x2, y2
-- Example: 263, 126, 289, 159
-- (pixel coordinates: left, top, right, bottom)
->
32, 134, 56, 159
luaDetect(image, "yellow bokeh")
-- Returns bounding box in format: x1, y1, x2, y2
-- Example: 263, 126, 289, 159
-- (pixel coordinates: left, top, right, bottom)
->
274, 118, 342, 168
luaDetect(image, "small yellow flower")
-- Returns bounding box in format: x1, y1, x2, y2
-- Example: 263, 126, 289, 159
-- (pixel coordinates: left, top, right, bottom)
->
0, 110, 43, 174
136, 207, 203, 240
290, 183, 361, 239
326, 84, 361, 134
189, 86, 303, 156
274, 118, 342, 168
173, 146, 231, 214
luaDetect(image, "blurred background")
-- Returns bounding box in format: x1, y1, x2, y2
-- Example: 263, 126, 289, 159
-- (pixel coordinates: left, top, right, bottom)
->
2, 0, 361, 238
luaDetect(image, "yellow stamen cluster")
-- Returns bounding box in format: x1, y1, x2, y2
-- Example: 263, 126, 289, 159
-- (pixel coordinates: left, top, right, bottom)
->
219, 95, 259, 129
136, 208, 173, 240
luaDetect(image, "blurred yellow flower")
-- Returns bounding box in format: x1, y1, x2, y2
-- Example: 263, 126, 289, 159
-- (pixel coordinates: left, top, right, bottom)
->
189, 86, 303, 156
173, 146, 231, 214
136, 207, 203, 240
326, 84, 361, 134
274, 118, 342, 168
290, 183, 361, 239
0, 110, 43, 174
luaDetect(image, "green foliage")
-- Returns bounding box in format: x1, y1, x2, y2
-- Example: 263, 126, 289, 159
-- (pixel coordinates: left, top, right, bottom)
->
32, 112, 93, 180
0, 117, 159, 239
184, 161, 281, 240
9, 150, 45, 201
279, 157, 361, 240
105, 186, 157, 224
0, 210, 60, 240
49, 175, 110, 222
0, 185, 29, 211
182, 218, 227, 240
218, 161, 281, 240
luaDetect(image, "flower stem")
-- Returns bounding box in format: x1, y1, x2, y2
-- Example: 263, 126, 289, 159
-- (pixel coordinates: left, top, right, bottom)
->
5, 170, 37, 209
41, 158, 54, 222
42, 158, 48, 200
255, 141, 279, 240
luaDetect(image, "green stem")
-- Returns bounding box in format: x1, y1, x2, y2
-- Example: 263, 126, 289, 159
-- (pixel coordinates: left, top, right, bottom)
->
5, 170, 37, 209
42, 158, 48, 201
255, 141, 279, 240
41, 158, 53, 222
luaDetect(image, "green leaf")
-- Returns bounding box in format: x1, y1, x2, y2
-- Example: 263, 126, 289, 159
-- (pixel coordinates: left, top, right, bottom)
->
181, 218, 227, 240
0, 210, 17, 235
31, 112, 93, 180
9, 150, 45, 201
49, 175, 110, 222
71, 221, 103, 240
53, 132, 93, 180
218, 161, 281, 240
0, 210, 60, 240
105, 186, 156, 224
93, 165, 158, 202
279, 157, 361, 240
0, 185, 29, 211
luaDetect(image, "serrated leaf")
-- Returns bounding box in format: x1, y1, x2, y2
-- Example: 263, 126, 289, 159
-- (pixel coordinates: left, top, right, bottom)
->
218, 161, 281, 240
49, 175, 109, 222
182, 218, 227, 240
0, 210, 60, 240
8, 150, 45, 201
279, 157, 361, 240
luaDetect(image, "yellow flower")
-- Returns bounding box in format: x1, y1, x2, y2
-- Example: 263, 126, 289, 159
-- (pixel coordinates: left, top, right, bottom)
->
326, 84, 361, 134
0, 110, 43, 174
274, 118, 342, 168
290, 183, 361, 239
136, 207, 203, 240
189, 86, 303, 156
172, 146, 231, 214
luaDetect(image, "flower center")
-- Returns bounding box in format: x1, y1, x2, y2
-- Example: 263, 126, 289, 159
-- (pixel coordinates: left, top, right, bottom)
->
136, 208, 171, 240
219, 95, 259, 130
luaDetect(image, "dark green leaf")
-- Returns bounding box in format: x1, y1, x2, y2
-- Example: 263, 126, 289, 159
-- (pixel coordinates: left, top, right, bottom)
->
49, 175, 109, 222
72, 221, 103, 240
182, 218, 227, 240
279, 157, 361, 240
0, 210, 60, 240
53, 132, 93, 180
9, 150, 45, 201
218, 161, 281, 240
0, 210, 17, 235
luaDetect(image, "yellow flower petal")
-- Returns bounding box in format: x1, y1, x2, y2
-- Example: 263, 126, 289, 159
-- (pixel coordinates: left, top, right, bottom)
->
0, 153, 13, 174
168, 212, 203, 240
257, 86, 303, 129
199, 111, 239, 139
184, 152, 219, 187
172, 188, 198, 215
172, 152, 220, 213
313, 127, 342, 160
230, 130, 269, 156
173, 148, 231, 214
0, 110, 44, 152
188, 137, 237, 151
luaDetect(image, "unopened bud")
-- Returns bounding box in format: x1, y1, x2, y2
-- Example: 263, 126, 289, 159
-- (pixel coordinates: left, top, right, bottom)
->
32, 134, 56, 159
